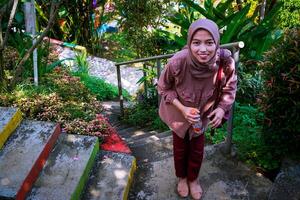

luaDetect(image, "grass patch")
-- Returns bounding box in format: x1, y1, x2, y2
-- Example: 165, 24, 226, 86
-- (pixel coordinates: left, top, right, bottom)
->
73, 72, 130, 101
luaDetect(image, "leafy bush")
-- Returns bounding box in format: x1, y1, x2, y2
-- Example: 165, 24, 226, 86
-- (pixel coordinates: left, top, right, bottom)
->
236, 61, 263, 104
0, 68, 111, 138
206, 103, 279, 170
71, 51, 130, 101
258, 28, 300, 164
123, 102, 168, 131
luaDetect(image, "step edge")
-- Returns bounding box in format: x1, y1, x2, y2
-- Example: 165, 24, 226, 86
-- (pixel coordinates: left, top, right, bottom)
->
122, 156, 137, 200
0, 109, 22, 149
71, 138, 99, 200
16, 123, 61, 200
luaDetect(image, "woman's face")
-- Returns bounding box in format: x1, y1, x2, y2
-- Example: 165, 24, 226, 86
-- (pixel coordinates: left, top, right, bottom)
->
190, 29, 216, 63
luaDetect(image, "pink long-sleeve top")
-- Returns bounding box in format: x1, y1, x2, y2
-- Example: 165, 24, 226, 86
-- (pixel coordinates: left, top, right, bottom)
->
157, 49, 237, 139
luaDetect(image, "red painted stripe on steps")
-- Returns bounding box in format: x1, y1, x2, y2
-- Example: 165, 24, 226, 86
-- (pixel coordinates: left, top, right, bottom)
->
101, 125, 131, 154
16, 124, 61, 200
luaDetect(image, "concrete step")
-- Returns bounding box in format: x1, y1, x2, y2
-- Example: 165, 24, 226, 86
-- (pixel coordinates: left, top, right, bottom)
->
0, 120, 60, 199
130, 135, 173, 163
114, 123, 132, 132
82, 151, 136, 200
128, 131, 172, 149
117, 126, 140, 137
0, 107, 22, 149
125, 130, 172, 145
118, 127, 151, 139
27, 133, 99, 200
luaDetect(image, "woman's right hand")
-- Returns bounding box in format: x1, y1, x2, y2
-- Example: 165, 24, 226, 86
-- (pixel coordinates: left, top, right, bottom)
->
172, 98, 200, 124
181, 107, 200, 124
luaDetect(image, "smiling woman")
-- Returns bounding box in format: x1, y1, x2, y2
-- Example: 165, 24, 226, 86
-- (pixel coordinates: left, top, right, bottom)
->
157, 18, 237, 200
190, 29, 216, 63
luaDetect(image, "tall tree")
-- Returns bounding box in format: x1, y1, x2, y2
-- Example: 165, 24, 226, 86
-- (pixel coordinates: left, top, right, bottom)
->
0, 0, 18, 91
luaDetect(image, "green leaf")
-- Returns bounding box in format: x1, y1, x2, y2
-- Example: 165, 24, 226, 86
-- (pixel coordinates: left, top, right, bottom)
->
181, 0, 213, 19
216, 0, 234, 13
221, 4, 251, 43
46, 58, 74, 71
250, 2, 283, 37
204, 0, 213, 15
158, 30, 186, 47
34, 1, 48, 22
168, 13, 190, 30
14, 12, 24, 24
58, 6, 68, 18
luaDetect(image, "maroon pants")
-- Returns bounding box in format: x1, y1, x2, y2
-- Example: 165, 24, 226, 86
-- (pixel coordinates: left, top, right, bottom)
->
172, 131, 205, 181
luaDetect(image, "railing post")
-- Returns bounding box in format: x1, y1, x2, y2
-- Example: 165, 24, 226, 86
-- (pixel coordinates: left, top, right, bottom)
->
116, 64, 124, 117
143, 63, 148, 99
223, 47, 240, 155
156, 59, 162, 105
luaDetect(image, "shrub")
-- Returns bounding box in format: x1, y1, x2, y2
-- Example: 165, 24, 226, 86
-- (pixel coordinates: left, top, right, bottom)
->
123, 102, 168, 131
0, 68, 111, 138
206, 103, 279, 170
258, 28, 300, 166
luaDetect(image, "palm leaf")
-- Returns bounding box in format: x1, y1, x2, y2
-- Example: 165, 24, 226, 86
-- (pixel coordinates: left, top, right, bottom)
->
221, 4, 251, 43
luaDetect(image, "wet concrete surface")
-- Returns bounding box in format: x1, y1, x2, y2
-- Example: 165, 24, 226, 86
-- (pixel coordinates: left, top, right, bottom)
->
0, 107, 18, 132
0, 120, 57, 199
82, 150, 136, 200
27, 134, 99, 200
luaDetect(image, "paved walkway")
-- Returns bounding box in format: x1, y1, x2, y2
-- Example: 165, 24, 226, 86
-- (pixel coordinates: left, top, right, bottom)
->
102, 101, 273, 200
57, 46, 143, 95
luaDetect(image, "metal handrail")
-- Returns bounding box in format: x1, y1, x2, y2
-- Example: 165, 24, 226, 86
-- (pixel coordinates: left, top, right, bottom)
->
115, 41, 244, 154
116, 41, 244, 66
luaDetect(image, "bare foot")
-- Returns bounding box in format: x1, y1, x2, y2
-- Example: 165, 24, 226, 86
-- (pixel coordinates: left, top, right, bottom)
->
189, 180, 203, 200
177, 177, 189, 197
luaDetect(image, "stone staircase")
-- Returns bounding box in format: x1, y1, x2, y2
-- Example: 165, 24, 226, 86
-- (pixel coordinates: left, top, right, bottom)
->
0, 107, 135, 200
102, 101, 273, 200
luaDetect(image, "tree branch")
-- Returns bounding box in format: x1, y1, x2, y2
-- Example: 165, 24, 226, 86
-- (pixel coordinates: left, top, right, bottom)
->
12, 0, 61, 86
1, 0, 19, 50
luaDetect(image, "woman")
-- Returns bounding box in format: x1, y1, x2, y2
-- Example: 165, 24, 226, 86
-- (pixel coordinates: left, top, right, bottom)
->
157, 19, 237, 199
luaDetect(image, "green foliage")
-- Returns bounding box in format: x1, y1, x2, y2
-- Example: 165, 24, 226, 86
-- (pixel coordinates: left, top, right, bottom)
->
278, 0, 300, 28
258, 28, 300, 163
102, 32, 137, 62
115, 0, 172, 57
74, 51, 89, 74
5, 32, 60, 88
35, 0, 98, 52
161, 0, 283, 60
236, 61, 263, 104
71, 51, 130, 101
123, 102, 168, 131
74, 73, 130, 101
205, 103, 280, 170
0, 68, 111, 138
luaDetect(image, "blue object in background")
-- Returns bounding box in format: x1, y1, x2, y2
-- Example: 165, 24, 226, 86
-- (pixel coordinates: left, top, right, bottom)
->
97, 23, 118, 36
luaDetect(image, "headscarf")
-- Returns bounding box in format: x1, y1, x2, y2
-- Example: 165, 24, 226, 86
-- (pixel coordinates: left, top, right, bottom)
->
186, 19, 223, 79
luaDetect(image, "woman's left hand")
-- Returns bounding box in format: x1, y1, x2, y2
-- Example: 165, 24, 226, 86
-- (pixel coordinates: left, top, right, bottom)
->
207, 108, 225, 129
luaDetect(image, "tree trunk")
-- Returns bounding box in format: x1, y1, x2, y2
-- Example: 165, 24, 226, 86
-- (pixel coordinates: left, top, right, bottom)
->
0, 48, 5, 91
0, 0, 18, 91
259, 0, 267, 21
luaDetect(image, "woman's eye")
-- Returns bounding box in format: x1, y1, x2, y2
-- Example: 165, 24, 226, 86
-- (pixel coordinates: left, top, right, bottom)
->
192, 41, 200, 45
207, 41, 214, 45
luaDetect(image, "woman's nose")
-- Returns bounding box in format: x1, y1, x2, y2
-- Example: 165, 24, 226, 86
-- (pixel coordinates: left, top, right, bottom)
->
199, 44, 206, 52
